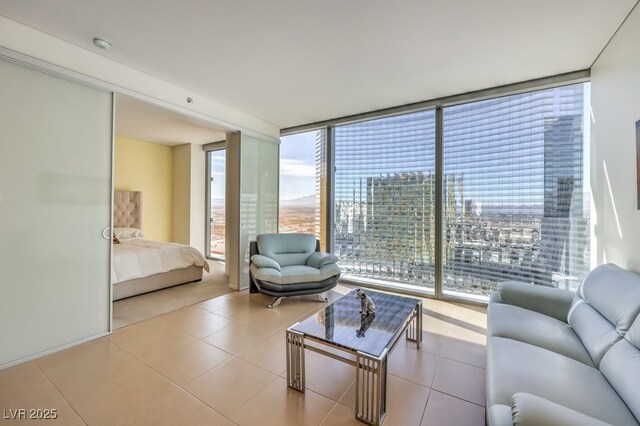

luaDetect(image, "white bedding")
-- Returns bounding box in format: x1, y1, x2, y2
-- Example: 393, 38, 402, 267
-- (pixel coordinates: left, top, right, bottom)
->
112, 238, 210, 284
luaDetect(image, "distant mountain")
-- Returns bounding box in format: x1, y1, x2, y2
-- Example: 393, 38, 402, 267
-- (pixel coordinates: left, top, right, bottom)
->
281, 195, 316, 207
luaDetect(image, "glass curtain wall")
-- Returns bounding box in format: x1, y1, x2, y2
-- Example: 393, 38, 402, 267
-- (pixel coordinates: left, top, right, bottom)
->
279, 130, 327, 249
333, 111, 437, 291
282, 82, 590, 301
442, 83, 589, 298
208, 149, 226, 258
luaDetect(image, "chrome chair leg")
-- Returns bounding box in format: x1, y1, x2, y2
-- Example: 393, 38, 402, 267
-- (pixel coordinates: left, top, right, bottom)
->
314, 294, 328, 303
268, 297, 283, 308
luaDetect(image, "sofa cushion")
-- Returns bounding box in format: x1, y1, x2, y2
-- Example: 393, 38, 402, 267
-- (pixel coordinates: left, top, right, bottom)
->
488, 303, 594, 366
599, 316, 640, 424
495, 281, 574, 322
568, 263, 640, 366
487, 404, 513, 426
257, 233, 317, 267
486, 336, 638, 426
250, 263, 340, 285
575, 263, 640, 334
568, 301, 621, 367
511, 393, 613, 426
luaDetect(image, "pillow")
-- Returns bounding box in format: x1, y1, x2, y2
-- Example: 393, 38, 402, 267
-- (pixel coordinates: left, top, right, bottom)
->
113, 227, 143, 240
251, 254, 281, 271
112, 234, 120, 244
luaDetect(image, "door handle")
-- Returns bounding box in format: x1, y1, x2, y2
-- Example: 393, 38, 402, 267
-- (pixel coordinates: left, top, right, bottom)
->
102, 227, 111, 240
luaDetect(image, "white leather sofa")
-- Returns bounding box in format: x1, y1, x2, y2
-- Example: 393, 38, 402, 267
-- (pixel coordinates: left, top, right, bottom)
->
487, 263, 640, 426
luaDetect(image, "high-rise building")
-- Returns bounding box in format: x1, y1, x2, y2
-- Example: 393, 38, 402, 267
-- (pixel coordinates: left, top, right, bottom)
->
540, 86, 589, 289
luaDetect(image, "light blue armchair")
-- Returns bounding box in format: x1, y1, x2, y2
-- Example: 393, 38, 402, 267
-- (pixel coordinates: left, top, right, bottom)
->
249, 233, 341, 308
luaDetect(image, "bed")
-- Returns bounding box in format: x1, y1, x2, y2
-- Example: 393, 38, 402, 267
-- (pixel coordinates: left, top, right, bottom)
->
111, 190, 209, 300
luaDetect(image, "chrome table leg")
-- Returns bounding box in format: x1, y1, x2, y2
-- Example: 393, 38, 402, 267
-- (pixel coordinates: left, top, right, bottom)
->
286, 329, 305, 392
406, 300, 423, 349
355, 350, 386, 426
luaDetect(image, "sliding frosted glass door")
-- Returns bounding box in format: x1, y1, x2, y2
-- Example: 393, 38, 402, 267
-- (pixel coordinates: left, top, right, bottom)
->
0, 59, 113, 368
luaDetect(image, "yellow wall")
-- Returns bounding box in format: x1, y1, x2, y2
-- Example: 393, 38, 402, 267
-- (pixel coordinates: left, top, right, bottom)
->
115, 136, 173, 242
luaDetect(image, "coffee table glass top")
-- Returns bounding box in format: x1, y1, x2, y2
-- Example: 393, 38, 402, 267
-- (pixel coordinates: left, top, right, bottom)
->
290, 289, 420, 357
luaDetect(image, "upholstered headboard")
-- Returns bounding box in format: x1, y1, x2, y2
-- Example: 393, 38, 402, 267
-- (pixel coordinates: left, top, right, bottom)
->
114, 190, 142, 229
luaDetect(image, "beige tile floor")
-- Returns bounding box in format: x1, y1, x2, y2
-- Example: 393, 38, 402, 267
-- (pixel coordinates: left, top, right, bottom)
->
0, 285, 487, 425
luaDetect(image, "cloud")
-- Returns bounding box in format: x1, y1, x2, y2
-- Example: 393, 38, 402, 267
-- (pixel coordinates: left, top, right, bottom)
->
280, 159, 315, 178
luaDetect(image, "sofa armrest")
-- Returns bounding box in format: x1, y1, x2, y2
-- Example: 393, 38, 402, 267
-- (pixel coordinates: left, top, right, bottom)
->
250, 254, 281, 271
511, 393, 612, 426
495, 281, 574, 322
306, 252, 339, 268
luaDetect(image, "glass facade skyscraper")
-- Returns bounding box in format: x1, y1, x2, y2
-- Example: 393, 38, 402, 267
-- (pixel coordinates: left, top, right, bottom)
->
442, 84, 588, 297
323, 83, 589, 298
333, 110, 437, 289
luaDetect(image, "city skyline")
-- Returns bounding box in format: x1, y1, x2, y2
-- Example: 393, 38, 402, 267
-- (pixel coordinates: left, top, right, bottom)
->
275, 83, 591, 296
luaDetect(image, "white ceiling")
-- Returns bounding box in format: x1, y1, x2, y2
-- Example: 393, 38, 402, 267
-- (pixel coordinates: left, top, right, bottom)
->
115, 94, 227, 145
1, 1, 637, 129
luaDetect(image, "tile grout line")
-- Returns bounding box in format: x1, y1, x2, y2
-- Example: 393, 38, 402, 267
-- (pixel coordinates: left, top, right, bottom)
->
171, 353, 263, 425
427, 388, 487, 409
418, 378, 435, 426
317, 401, 340, 426
32, 361, 88, 426
115, 315, 246, 425
334, 377, 356, 407
223, 363, 281, 420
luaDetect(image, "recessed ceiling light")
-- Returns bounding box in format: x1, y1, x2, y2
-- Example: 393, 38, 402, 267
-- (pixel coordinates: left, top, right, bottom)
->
93, 37, 112, 50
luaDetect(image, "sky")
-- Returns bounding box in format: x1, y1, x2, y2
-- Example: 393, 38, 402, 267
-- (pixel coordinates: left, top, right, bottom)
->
209, 132, 317, 202
279, 131, 317, 200
210, 83, 590, 208
209, 149, 226, 201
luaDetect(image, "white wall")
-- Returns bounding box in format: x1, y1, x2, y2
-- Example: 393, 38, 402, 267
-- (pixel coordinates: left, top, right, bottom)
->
591, 4, 640, 272
0, 16, 279, 140
225, 133, 241, 288
172, 144, 191, 245
190, 144, 206, 254
172, 143, 206, 254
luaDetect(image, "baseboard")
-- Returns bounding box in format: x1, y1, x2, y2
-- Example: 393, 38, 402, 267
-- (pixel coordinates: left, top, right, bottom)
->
0, 331, 111, 371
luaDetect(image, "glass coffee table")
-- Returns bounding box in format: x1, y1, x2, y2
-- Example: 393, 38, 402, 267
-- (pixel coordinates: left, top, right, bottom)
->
286, 289, 423, 426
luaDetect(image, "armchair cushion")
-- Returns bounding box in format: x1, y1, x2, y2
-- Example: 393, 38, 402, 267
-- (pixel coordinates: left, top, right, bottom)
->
257, 233, 317, 267
306, 252, 339, 268
250, 263, 341, 285
250, 254, 281, 271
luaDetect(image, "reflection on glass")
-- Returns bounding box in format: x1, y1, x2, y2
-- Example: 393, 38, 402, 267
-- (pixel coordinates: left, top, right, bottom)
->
442, 83, 590, 298
209, 149, 225, 257
292, 289, 419, 357
333, 111, 437, 289
356, 313, 375, 338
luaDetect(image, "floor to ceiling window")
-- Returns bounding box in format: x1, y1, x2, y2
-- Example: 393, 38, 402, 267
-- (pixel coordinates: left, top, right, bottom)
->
442, 83, 589, 299
279, 130, 327, 249
207, 148, 226, 258
280, 80, 590, 302
333, 111, 437, 291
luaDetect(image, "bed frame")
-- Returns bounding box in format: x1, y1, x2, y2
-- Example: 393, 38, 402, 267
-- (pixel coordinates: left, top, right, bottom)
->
112, 190, 204, 301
